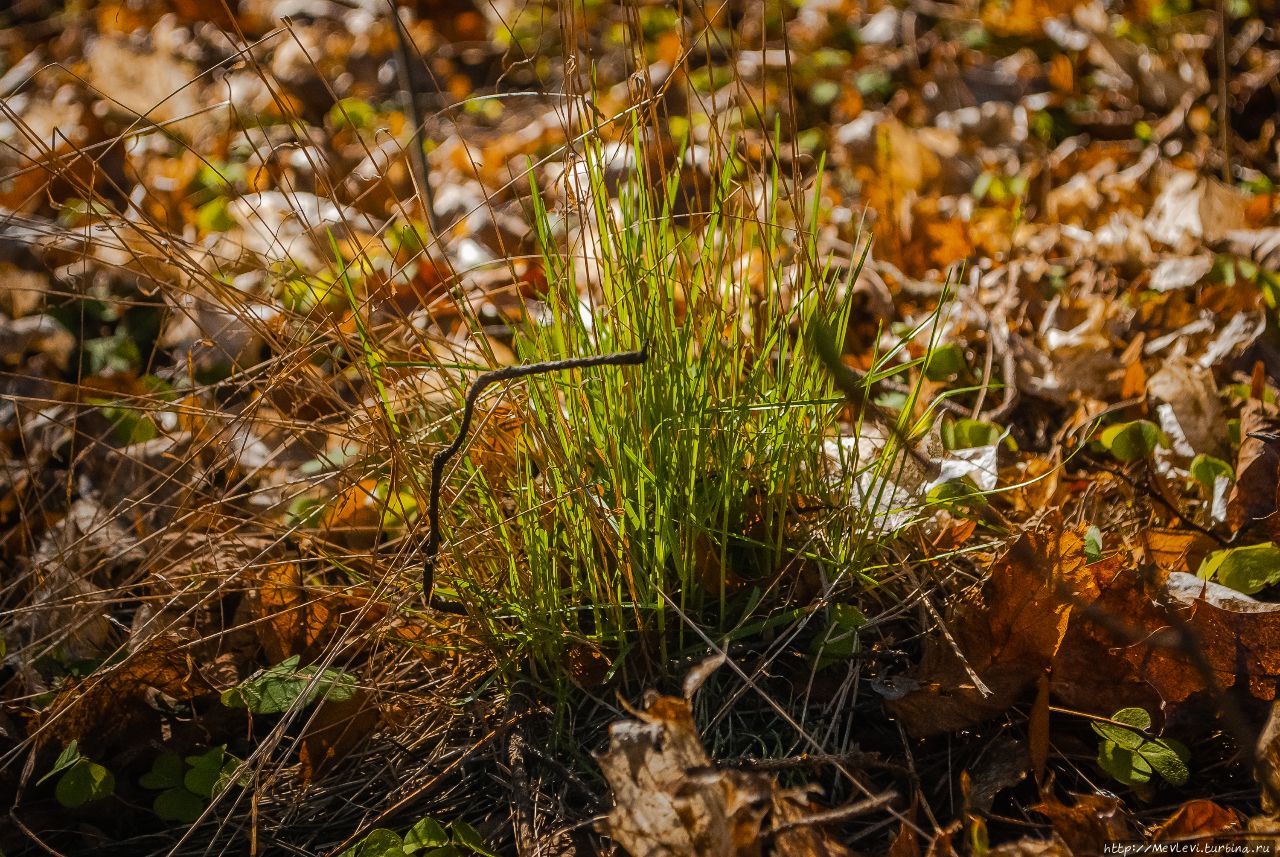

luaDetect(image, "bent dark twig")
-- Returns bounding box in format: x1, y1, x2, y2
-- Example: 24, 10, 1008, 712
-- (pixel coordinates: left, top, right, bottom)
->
422, 344, 648, 608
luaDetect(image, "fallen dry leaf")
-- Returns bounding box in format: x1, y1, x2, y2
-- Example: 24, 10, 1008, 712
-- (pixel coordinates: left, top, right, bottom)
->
1145, 169, 1249, 251
770, 788, 859, 857
597, 692, 858, 857
893, 524, 1280, 736
1139, 529, 1217, 575
597, 694, 773, 857
1149, 799, 1241, 841
1033, 791, 1133, 856
38, 633, 211, 746
298, 689, 381, 785
888, 527, 1113, 736
1053, 570, 1280, 715
1146, 359, 1227, 459
253, 563, 342, 663
1227, 399, 1280, 535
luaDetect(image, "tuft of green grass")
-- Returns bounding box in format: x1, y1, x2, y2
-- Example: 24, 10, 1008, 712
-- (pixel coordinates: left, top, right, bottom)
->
416, 130, 912, 697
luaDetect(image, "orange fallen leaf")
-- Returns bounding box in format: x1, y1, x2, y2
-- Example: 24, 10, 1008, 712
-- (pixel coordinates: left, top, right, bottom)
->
1139, 529, 1216, 575
1228, 399, 1280, 536
254, 563, 341, 663
980, 0, 1084, 37
1033, 791, 1133, 855
932, 515, 979, 552
1052, 569, 1280, 712
39, 634, 210, 745
320, 478, 388, 549
888, 527, 1113, 736
298, 690, 381, 784
893, 523, 1280, 736
1149, 799, 1241, 841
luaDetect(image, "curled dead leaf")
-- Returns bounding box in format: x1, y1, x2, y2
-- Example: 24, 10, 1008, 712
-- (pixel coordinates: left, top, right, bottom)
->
1033, 791, 1132, 856
1228, 399, 1280, 535
1149, 799, 1241, 841
597, 693, 858, 857
597, 694, 771, 857
39, 633, 210, 746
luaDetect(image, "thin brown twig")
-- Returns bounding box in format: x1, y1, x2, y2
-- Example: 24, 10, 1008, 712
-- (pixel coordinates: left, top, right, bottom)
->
971, 328, 995, 418
422, 344, 649, 605
714, 750, 912, 778
9, 810, 71, 857
1217, 0, 1231, 183
766, 791, 900, 838
388, 0, 440, 239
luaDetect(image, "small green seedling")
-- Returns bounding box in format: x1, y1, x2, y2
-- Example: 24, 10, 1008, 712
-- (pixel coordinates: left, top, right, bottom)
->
1097, 420, 1167, 463
941, 418, 1007, 451
221, 655, 356, 714
1084, 525, 1103, 564
39, 741, 115, 808
1189, 453, 1234, 489
923, 342, 968, 381
1092, 707, 1189, 787
140, 746, 244, 823
1198, 542, 1280, 595
339, 816, 497, 857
